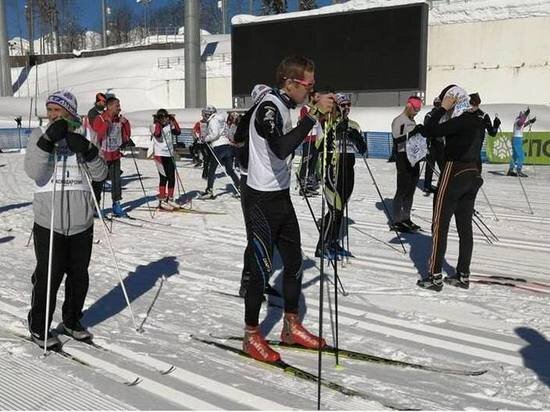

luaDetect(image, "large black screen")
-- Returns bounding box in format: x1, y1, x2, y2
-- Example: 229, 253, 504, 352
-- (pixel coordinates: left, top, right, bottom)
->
231, 3, 428, 96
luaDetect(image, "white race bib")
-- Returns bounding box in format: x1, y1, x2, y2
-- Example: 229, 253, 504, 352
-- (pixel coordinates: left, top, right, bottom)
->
406, 133, 428, 167
35, 144, 90, 193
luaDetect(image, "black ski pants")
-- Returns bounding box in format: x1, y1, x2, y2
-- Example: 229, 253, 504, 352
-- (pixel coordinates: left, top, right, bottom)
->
158, 156, 176, 190
199, 144, 211, 179
243, 186, 302, 327
28, 224, 94, 334
424, 139, 445, 190
107, 159, 122, 203
393, 152, 420, 223
428, 161, 483, 276
318, 153, 355, 250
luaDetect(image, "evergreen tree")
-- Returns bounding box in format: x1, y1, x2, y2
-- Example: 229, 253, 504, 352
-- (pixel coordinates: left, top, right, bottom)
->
261, 0, 287, 15
299, 0, 317, 11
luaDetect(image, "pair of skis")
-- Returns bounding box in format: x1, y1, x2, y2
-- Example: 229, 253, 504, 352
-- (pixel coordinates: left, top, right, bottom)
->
192, 334, 487, 410
470, 274, 550, 293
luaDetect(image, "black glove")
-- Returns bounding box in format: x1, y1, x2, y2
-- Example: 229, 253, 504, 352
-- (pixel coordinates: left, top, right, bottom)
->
493, 117, 501, 129
356, 141, 367, 156
530, 117, 536, 125
120, 138, 136, 149
46, 119, 68, 142
525, 107, 530, 118
66, 132, 98, 162
410, 124, 426, 136
37, 119, 68, 153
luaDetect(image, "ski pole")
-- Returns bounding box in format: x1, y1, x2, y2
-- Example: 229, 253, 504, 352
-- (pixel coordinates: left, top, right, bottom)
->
361, 155, 407, 254
317, 112, 330, 410
80, 163, 140, 332
25, 228, 33, 247
473, 210, 499, 242
128, 145, 154, 219
43, 151, 58, 356
295, 173, 347, 297
500, 126, 534, 215
479, 186, 499, 221
472, 215, 493, 245
205, 143, 241, 197
517, 171, 534, 214
341, 128, 349, 267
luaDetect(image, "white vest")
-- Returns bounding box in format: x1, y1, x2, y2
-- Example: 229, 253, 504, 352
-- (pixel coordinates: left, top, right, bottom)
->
247, 93, 293, 191
35, 127, 90, 194
151, 123, 174, 157
102, 121, 122, 153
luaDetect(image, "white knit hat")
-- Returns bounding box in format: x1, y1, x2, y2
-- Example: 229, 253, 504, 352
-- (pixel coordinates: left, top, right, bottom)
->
335, 93, 351, 107
46, 90, 78, 119
251, 84, 271, 105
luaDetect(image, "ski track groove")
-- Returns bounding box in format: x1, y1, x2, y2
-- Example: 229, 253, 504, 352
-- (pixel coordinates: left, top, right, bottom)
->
170, 268, 527, 366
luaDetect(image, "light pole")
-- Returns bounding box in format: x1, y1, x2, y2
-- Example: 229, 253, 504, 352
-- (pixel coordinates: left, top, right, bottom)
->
101, 0, 107, 48
184, 0, 200, 108
137, 0, 152, 36
0, 0, 13, 96
218, 0, 227, 34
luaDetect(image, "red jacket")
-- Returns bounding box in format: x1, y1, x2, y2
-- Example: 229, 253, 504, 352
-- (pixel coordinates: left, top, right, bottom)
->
93, 111, 131, 162
192, 121, 201, 140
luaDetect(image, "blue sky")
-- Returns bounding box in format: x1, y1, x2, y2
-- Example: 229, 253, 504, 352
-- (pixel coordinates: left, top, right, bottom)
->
5, 0, 334, 39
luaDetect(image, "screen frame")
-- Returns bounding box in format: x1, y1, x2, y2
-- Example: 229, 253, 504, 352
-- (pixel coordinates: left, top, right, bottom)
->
231, 3, 429, 96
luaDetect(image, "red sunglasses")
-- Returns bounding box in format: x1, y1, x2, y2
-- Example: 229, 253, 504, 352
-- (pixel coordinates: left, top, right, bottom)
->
285, 77, 315, 88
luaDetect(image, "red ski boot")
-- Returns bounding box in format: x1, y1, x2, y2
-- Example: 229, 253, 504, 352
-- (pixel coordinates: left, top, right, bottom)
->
243, 326, 281, 363
280, 313, 326, 349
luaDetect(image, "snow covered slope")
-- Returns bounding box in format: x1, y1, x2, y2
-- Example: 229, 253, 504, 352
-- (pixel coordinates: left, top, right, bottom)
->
0, 152, 549, 409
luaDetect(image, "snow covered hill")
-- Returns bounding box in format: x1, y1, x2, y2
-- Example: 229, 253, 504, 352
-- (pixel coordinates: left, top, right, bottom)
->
0, 152, 549, 409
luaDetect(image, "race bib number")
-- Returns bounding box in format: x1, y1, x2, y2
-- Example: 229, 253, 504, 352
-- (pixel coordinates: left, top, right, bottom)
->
406, 133, 427, 167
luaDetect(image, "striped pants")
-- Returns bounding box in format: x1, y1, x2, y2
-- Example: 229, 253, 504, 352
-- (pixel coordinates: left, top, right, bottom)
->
428, 161, 483, 276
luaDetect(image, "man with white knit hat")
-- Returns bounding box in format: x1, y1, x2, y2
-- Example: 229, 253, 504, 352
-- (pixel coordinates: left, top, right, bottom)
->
24, 90, 107, 349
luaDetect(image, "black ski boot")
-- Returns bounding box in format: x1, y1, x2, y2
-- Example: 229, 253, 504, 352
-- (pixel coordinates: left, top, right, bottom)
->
417, 274, 443, 291
30, 330, 61, 349
444, 273, 470, 289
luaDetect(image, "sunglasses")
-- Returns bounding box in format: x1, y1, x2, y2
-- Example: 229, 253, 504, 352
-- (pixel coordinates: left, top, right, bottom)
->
285, 77, 315, 89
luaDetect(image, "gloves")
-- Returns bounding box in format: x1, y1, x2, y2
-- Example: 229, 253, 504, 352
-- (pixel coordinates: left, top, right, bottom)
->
525, 107, 530, 118
66, 132, 98, 162
37, 119, 68, 152
493, 117, 501, 129
46, 119, 68, 142
530, 117, 536, 125
410, 124, 426, 136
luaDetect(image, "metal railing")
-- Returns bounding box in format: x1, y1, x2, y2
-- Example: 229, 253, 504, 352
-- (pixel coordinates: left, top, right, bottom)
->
157, 52, 232, 69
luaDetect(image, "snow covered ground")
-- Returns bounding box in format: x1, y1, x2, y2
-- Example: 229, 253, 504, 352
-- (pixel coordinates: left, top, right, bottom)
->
0, 151, 549, 410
